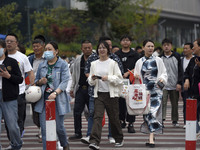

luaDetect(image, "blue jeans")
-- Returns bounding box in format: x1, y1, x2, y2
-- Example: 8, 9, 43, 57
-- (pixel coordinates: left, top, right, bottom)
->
86, 96, 112, 137
40, 92, 68, 150
0, 91, 22, 150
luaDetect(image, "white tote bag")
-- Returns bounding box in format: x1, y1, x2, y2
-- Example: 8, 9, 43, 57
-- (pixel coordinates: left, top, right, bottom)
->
128, 83, 147, 109
126, 79, 150, 115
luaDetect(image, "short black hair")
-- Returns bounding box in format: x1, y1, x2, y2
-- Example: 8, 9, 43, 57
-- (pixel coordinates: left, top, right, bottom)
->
34, 35, 46, 43
135, 46, 142, 51
32, 39, 45, 45
98, 36, 111, 43
112, 45, 119, 49
96, 41, 110, 56
0, 39, 6, 48
162, 38, 172, 45
120, 34, 132, 42
6, 33, 18, 41
154, 46, 162, 52
184, 43, 193, 49
195, 38, 200, 47
81, 40, 92, 45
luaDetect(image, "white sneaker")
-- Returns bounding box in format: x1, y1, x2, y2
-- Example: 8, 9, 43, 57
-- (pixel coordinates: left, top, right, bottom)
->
57, 141, 62, 150
89, 143, 100, 150
115, 140, 124, 147
108, 137, 115, 144
81, 136, 90, 144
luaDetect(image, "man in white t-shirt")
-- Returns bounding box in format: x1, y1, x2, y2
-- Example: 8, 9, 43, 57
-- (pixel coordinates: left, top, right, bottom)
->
5, 33, 35, 137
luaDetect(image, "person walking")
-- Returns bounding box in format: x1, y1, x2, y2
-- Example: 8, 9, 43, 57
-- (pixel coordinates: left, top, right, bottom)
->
88, 41, 124, 150
28, 35, 46, 142
160, 38, 182, 127
184, 38, 200, 134
134, 39, 168, 147
0, 39, 23, 150
69, 40, 93, 140
34, 41, 70, 150
5, 33, 35, 138
115, 35, 140, 133
81, 37, 123, 144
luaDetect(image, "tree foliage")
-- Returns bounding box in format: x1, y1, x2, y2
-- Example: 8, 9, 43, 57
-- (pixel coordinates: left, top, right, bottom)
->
109, 0, 160, 43
78, 0, 124, 36
0, 2, 22, 36
31, 7, 79, 42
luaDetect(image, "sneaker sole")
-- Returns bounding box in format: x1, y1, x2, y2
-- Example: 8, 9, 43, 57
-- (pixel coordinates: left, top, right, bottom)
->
89, 145, 99, 150
81, 139, 90, 145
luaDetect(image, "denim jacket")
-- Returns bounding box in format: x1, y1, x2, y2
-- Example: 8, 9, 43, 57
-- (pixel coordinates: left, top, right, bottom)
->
34, 57, 71, 115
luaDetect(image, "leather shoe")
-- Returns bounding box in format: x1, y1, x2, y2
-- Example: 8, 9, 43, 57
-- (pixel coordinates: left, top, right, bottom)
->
63, 144, 70, 150
69, 134, 82, 140
127, 124, 136, 133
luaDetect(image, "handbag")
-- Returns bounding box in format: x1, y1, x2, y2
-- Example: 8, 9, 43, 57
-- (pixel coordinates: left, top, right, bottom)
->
120, 79, 130, 98
126, 79, 150, 115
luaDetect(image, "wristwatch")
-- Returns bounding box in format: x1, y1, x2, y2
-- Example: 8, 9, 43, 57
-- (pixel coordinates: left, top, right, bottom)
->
53, 91, 58, 96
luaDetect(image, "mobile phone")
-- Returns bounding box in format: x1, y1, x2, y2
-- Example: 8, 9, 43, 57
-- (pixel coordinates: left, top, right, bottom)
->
0, 64, 5, 72
157, 81, 165, 90
94, 75, 102, 79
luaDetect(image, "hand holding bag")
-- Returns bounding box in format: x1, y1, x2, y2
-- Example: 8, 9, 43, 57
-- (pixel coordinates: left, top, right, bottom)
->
126, 78, 150, 115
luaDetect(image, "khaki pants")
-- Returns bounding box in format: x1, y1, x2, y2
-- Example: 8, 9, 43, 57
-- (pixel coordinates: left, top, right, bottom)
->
89, 92, 123, 145
162, 90, 179, 122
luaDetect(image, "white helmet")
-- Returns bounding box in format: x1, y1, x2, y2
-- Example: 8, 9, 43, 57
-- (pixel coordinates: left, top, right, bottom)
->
25, 86, 42, 103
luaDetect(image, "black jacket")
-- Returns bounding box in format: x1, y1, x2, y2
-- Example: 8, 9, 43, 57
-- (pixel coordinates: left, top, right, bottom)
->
184, 56, 200, 98
115, 49, 140, 73
2, 57, 23, 101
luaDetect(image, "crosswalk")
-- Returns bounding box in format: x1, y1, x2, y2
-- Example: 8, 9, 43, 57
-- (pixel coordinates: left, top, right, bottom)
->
1, 101, 200, 150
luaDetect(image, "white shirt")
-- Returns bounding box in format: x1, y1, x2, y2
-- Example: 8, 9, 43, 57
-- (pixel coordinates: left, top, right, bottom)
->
8, 51, 33, 94
96, 59, 111, 92
0, 60, 3, 89
183, 57, 192, 72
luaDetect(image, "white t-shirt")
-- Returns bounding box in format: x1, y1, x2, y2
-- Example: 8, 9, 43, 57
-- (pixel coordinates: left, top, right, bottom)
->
96, 58, 111, 92
0, 60, 3, 89
183, 57, 191, 72
8, 51, 33, 94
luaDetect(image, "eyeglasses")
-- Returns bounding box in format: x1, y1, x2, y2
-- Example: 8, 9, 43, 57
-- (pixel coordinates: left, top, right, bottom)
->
5, 40, 17, 43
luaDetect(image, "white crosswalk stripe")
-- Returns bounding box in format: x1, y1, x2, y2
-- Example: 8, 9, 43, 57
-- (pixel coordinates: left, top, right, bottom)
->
1, 101, 200, 150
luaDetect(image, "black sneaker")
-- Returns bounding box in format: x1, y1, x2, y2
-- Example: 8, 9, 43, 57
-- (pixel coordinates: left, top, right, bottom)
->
69, 134, 82, 140
121, 121, 127, 128
172, 121, 179, 127
127, 124, 136, 133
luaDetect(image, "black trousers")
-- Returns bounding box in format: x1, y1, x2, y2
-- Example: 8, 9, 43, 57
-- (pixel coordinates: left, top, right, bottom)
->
17, 93, 26, 135
118, 97, 135, 123
73, 86, 89, 135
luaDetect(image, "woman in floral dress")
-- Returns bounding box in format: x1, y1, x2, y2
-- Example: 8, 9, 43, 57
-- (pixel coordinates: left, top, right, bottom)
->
134, 39, 168, 148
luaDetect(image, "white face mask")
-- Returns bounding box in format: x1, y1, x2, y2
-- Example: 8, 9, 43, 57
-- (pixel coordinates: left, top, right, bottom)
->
0, 48, 4, 57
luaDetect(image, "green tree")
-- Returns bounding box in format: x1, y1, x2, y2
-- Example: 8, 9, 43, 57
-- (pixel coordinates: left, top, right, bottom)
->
32, 7, 76, 40
78, 0, 124, 36
110, 0, 160, 43
0, 2, 22, 36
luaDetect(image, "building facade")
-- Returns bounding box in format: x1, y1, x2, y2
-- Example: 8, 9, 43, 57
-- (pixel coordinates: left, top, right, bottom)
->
69, 0, 200, 47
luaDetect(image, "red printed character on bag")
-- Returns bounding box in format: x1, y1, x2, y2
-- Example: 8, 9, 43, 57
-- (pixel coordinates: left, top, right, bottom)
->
132, 89, 143, 102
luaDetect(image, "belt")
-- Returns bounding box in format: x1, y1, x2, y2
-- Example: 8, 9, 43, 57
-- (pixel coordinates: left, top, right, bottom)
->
80, 85, 88, 90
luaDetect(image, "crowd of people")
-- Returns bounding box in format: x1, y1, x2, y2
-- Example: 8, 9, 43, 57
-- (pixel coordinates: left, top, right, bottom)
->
0, 33, 200, 150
